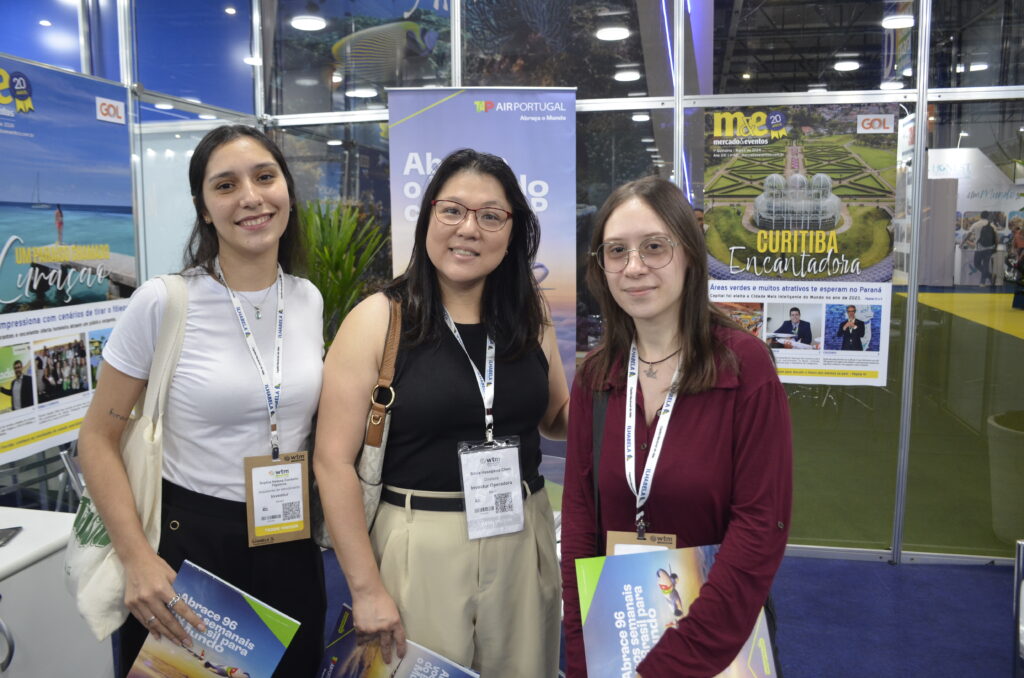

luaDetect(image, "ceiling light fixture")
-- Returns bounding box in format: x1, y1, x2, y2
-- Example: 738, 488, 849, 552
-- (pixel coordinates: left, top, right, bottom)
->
331, 72, 342, 83
881, 15, 914, 30
646, 146, 658, 152
345, 85, 377, 98
243, 56, 261, 66
808, 84, 827, 93
969, 62, 989, 72
295, 77, 319, 87
741, 72, 751, 80
640, 137, 655, 143
291, 15, 326, 31
154, 103, 174, 110
834, 60, 860, 72
595, 25, 630, 41
326, 140, 343, 146
902, 67, 913, 77
632, 112, 650, 122
879, 81, 905, 90
224, 7, 237, 15
198, 114, 216, 120
955, 64, 966, 73
39, 19, 52, 27
614, 69, 642, 82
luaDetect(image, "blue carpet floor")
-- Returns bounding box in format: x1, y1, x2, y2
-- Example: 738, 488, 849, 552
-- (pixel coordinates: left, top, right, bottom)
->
771, 556, 1013, 677
324, 551, 1014, 676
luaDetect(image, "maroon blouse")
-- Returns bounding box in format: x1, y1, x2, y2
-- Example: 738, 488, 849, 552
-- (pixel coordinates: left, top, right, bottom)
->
560, 327, 793, 677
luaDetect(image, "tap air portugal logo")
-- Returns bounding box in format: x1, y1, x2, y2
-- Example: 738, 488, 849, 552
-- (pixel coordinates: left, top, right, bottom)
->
474, 100, 568, 113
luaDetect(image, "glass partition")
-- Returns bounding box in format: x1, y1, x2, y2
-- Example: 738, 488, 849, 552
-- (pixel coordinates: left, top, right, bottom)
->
929, 0, 1024, 88
706, 0, 919, 95
0, 0, 82, 73
463, 1, 673, 99
903, 100, 1024, 557
267, 0, 451, 115
135, 1, 254, 113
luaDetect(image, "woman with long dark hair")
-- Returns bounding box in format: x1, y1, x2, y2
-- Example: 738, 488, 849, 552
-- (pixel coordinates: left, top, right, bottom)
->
79, 125, 324, 677
561, 176, 792, 677
314, 148, 569, 677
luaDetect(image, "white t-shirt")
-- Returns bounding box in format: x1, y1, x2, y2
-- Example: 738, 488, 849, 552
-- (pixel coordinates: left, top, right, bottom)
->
103, 271, 324, 501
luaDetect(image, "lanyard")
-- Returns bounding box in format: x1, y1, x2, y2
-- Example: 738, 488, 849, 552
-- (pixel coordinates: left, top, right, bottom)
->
215, 259, 285, 459
442, 308, 496, 442
624, 340, 681, 537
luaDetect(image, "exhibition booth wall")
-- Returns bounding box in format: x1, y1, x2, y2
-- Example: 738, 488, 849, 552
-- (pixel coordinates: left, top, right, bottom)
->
1, 0, 1023, 564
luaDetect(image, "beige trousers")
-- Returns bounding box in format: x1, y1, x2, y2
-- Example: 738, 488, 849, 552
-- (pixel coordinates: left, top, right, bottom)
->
370, 485, 562, 678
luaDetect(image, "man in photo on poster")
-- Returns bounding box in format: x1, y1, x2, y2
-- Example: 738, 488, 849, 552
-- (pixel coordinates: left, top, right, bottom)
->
773, 307, 813, 346
837, 305, 866, 351
1, 359, 33, 410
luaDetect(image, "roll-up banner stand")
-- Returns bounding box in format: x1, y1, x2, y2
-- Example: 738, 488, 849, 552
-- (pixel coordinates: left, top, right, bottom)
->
0, 56, 135, 464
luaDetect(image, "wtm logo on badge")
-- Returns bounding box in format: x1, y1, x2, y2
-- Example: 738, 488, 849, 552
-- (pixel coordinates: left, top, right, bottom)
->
474, 100, 495, 113
95, 96, 125, 124
856, 114, 894, 134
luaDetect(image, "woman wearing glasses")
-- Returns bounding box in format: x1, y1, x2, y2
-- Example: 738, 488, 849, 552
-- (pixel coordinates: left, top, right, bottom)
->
314, 149, 569, 677
561, 176, 792, 677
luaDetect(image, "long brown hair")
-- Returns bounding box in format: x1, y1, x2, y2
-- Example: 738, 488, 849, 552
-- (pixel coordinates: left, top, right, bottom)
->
580, 176, 740, 393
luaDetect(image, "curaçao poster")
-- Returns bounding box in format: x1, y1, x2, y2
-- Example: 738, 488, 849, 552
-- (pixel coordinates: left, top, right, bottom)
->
703, 104, 897, 387
0, 56, 135, 461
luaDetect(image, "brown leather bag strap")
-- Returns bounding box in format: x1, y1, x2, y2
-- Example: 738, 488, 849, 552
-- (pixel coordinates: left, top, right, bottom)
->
364, 298, 401, 448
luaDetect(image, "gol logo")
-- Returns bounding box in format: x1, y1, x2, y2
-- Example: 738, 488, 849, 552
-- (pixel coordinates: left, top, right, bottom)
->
96, 97, 125, 124
856, 114, 894, 134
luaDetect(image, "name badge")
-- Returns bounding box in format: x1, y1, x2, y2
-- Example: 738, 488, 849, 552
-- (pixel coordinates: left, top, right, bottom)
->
458, 436, 524, 540
606, 529, 676, 556
243, 451, 311, 547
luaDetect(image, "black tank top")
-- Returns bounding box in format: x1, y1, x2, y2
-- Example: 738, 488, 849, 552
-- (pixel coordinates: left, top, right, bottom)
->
382, 321, 549, 491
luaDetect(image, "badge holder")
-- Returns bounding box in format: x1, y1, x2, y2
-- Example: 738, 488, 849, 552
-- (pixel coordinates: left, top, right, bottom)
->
244, 451, 311, 547
457, 433, 524, 541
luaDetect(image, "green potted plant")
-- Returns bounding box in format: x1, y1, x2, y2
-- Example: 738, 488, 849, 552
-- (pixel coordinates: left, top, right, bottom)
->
299, 201, 389, 345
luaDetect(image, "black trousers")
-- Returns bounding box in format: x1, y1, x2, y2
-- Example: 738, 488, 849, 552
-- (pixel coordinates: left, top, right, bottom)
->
117, 480, 325, 678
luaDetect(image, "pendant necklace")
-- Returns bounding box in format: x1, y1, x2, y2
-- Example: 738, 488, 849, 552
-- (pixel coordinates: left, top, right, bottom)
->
637, 348, 681, 379
238, 283, 275, 320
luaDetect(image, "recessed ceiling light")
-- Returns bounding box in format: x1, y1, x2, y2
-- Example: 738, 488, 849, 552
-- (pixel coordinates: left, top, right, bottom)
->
902, 67, 913, 77
291, 15, 326, 31
224, 6, 236, 15
741, 73, 751, 80
955, 64, 966, 73
640, 137, 654, 143
881, 15, 914, 30
646, 146, 658, 152
345, 85, 377, 98
326, 140, 343, 146
198, 114, 216, 120
243, 56, 261, 66
595, 25, 630, 41
614, 69, 642, 82
39, 19, 52, 27
1019, 127, 1024, 132
295, 77, 319, 87
632, 112, 650, 122
879, 80, 905, 90
154, 103, 174, 110
834, 60, 860, 72
174, 134, 181, 139
970, 62, 989, 72
184, 97, 202, 104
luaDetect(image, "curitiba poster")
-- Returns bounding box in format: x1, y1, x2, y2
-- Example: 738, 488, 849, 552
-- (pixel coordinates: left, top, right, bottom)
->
703, 104, 897, 387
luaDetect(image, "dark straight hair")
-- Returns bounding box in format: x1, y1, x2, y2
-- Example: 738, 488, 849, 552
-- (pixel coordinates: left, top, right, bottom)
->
581, 176, 741, 394
383, 148, 545, 359
183, 125, 305, 276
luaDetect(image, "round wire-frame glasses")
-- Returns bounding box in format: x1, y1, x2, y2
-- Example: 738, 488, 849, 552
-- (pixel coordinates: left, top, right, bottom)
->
592, 236, 676, 273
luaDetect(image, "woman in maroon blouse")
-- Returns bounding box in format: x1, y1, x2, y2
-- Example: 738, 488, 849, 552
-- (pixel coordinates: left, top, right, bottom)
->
561, 176, 792, 677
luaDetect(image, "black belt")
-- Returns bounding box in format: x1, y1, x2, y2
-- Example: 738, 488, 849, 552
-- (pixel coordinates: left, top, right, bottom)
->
381, 475, 545, 512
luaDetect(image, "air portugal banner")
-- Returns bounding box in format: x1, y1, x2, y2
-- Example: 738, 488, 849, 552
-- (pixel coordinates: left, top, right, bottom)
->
0, 57, 135, 462
704, 104, 898, 386
387, 88, 576, 381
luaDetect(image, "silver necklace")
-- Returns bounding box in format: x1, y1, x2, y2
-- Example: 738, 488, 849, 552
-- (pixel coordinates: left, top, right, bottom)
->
237, 283, 275, 320
637, 348, 681, 379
